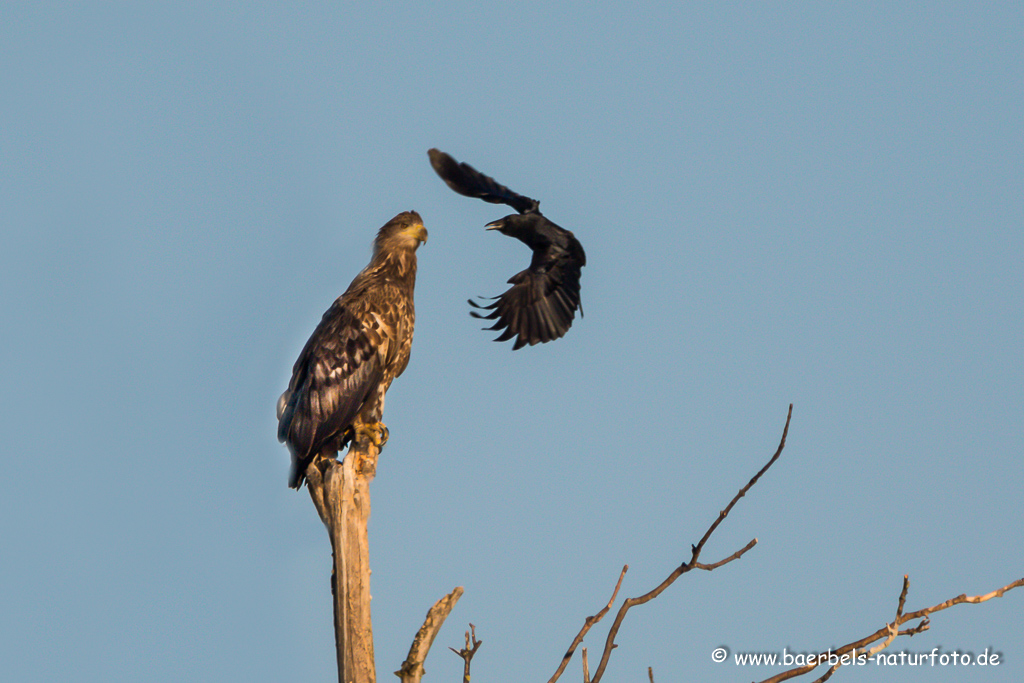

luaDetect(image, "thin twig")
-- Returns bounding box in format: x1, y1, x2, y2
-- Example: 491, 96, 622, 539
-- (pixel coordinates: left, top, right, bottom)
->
588, 405, 793, 683
692, 538, 758, 570
895, 575, 910, 619
547, 565, 628, 683
898, 619, 931, 637
581, 648, 590, 683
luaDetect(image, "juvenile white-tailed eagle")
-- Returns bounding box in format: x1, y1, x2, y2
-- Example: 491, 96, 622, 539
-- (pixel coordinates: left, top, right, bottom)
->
428, 148, 585, 350
277, 211, 427, 489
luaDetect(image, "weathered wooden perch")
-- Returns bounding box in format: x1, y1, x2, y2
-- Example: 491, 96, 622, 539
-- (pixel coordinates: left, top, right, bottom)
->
305, 425, 381, 683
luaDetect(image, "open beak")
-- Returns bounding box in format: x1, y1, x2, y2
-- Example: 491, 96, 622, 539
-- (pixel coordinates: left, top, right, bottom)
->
485, 220, 502, 231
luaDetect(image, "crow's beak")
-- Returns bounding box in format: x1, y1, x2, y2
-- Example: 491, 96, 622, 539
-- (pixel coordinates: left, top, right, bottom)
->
485, 220, 502, 231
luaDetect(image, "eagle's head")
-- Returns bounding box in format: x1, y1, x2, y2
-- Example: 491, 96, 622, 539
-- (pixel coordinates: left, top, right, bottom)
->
374, 211, 428, 255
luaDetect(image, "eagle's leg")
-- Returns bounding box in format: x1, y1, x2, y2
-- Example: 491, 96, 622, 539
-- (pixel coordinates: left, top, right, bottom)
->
353, 421, 389, 449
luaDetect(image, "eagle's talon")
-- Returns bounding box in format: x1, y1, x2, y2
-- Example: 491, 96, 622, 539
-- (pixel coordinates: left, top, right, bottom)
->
354, 421, 389, 449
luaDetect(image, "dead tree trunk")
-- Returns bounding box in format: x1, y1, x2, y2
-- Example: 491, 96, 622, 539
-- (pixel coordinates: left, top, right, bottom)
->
305, 426, 380, 683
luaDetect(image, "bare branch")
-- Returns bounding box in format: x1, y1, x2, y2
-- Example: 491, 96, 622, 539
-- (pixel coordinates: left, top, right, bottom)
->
589, 404, 793, 683
909, 577, 1024, 613
692, 538, 758, 571
547, 565, 628, 683
757, 575, 1024, 683
898, 618, 931, 637
448, 624, 482, 683
394, 588, 464, 683
581, 648, 590, 683
647, 666, 654, 683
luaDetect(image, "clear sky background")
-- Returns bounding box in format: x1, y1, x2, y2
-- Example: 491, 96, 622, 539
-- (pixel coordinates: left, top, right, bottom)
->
2, 3, 1021, 682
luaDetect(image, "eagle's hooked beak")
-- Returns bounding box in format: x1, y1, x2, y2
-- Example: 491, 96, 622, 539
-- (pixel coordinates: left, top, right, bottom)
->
405, 223, 428, 244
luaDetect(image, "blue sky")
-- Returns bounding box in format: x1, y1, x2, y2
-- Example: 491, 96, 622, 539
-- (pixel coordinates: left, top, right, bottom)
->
2, 3, 1021, 682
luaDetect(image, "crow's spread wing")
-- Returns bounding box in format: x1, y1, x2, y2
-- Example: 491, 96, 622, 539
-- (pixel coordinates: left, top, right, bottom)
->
428, 148, 539, 215
470, 243, 584, 350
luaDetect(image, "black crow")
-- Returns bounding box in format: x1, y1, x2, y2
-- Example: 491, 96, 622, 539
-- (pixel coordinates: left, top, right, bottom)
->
428, 148, 586, 350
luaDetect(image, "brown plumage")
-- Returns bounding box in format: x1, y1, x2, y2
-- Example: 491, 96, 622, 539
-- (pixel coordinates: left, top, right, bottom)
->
277, 211, 427, 488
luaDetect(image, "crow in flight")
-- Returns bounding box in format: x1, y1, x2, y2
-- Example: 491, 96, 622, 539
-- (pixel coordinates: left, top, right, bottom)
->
428, 148, 585, 350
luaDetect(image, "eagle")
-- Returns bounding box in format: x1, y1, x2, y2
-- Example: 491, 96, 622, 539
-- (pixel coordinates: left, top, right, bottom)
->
277, 211, 428, 489
428, 148, 586, 350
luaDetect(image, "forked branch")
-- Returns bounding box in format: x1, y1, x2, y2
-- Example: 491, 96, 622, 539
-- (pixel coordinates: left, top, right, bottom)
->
547, 565, 628, 683
448, 624, 482, 683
